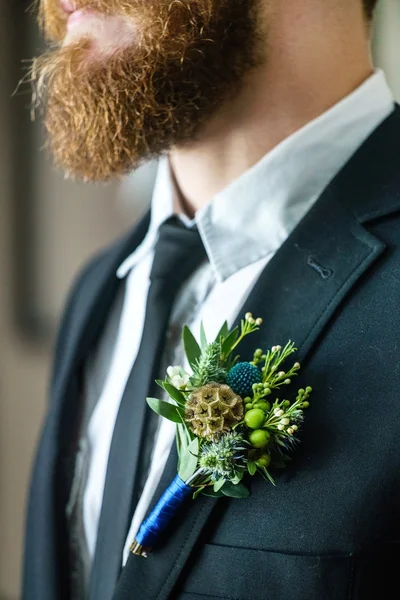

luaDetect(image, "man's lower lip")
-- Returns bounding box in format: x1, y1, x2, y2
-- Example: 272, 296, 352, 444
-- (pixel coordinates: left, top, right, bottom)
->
60, 0, 76, 14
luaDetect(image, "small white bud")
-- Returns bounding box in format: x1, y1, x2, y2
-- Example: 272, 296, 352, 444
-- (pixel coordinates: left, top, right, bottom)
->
284, 379, 291, 385
245, 312, 253, 321
294, 362, 301, 369
292, 425, 298, 431
278, 424, 285, 431
274, 408, 285, 417
280, 418, 290, 426
278, 371, 286, 379
287, 427, 294, 435
275, 345, 282, 351
255, 318, 263, 326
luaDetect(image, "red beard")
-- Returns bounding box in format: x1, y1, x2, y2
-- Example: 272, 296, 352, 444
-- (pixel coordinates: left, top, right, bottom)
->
31, 0, 261, 182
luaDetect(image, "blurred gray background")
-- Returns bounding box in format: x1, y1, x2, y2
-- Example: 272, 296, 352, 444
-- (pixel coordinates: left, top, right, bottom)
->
0, 1, 399, 598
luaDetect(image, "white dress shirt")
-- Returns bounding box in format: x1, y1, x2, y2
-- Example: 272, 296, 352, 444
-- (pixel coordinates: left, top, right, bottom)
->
83, 70, 394, 567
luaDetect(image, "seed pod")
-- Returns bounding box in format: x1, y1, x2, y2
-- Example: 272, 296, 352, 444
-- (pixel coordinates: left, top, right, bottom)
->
185, 383, 244, 440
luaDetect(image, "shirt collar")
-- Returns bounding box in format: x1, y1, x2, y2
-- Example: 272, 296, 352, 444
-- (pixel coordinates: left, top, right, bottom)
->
118, 69, 394, 282
117, 160, 193, 278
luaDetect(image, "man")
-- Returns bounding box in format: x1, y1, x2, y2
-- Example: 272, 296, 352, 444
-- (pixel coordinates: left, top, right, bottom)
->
23, 0, 400, 598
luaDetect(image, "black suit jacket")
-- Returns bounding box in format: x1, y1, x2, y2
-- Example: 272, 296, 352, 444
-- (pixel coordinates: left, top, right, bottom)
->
23, 106, 400, 600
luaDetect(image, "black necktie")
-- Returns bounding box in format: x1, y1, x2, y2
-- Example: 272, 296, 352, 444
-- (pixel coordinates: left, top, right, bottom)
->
89, 217, 207, 600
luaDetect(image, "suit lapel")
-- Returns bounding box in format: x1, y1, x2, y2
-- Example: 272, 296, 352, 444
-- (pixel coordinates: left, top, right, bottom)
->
116, 108, 400, 600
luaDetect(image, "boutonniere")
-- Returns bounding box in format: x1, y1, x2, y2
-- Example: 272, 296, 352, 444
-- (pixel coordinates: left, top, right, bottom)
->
130, 313, 312, 557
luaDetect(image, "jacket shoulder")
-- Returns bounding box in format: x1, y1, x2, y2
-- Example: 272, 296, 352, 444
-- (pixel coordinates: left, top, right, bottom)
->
49, 212, 150, 397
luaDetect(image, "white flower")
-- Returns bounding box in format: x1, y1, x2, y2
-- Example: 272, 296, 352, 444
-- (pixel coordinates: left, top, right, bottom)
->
167, 366, 180, 378
167, 366, 190, 389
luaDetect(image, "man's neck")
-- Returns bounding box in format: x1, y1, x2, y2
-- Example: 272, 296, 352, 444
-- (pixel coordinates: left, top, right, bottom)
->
169, 0, 374, 216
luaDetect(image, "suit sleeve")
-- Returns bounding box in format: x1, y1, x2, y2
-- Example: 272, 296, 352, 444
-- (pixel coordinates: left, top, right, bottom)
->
47, 250, 108, 404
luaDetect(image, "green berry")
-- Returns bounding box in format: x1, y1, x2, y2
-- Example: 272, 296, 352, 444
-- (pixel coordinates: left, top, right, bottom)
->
302, 401, 310, 408
255, 454, 271, 468
253, 401, 271, 412
245, 409, 265, 429
245, 403, 253, 411
249, 429, 271, 448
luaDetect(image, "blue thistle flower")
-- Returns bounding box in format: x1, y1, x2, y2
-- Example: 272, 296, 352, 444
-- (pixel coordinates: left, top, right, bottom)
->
227, 362, 262, 397
199, 432, 246, 481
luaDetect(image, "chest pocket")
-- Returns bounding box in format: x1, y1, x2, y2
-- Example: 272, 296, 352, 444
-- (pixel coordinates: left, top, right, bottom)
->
177, 543, 354, 600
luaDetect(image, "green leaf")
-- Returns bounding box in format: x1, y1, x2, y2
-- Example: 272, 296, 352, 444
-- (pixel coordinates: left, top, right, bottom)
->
202, 488, 225, 498
213, 478, 226, 493
155, 379, 167, 390
176, 422, 189, 461
200, 322, 208, 350
183, 326, 201, 369
178, 437, 199, 482
221, 481, 250, 499
261, 468, 276, 486
176, 425, 183, 458
231, 471, 244, 484
193, 486, 207, 500
222, 327, 240, 357
215, 321, 229, 344
247, 462, 257, 476
146, 398, 184, 424
162, 382, 186, 408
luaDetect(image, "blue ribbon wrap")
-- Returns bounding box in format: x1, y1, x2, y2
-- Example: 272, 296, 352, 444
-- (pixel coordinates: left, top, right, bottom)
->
131, 475, 193, 556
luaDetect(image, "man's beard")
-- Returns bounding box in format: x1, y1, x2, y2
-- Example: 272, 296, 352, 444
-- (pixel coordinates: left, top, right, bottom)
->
31, 0, 262, 182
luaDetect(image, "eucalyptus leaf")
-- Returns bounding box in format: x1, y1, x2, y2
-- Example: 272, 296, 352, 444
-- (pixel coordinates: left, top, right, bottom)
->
231, 471, 244, 484
178, 437, 199, 482
202, 488, 225, 498
162, 382, 186, 408
193, 486, 206, 500
176, 426, 182, 459
221, 481, 250, 499
155, 379, 167, 390
247, 462, 257, 476
200, 322, 208, 350
222, 327, 240, 357
213, 478, 226, 493
215, 321, 229, 344
146, 397, 184, 424
183, 326, 201, 369
177, 423, 193, 468
176, 422, 189, 462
